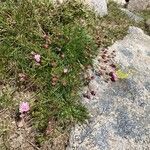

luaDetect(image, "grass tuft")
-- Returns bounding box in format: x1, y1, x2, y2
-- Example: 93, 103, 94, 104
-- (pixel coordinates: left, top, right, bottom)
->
0, 0, 96, 145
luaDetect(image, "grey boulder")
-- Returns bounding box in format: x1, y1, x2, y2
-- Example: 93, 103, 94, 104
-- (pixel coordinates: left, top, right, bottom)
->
86, 0, 108, 16
67, 27, 150, 150
128, 0, 150, 11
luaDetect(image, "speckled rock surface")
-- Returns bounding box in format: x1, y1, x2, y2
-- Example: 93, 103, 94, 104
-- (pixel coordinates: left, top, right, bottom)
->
87, 0, 108, 16
120, 8, 144, 23
67, 27, 150, 150
128, 0, 150, 11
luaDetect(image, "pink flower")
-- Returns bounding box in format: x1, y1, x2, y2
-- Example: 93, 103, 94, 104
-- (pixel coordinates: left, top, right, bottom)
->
34, 54, 41, 63
19, 102, 30, 113
18, 73, 26, 81
109, 72, 118, 82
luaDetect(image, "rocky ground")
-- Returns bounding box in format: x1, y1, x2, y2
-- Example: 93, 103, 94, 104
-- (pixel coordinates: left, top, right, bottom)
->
67, 27, 150, 150
0, 0, 150, 149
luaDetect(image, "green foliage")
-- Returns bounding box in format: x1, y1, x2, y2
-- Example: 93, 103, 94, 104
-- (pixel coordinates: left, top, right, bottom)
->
0, 0, 95, 145
0, 90, 13, 110
137, 10, 150, 20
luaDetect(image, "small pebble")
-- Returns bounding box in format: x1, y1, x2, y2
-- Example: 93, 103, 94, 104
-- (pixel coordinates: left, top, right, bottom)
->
63, 68, 68, 74
61, 54, 65, 58
91, 91, 96, 96
83, 93, 90, 99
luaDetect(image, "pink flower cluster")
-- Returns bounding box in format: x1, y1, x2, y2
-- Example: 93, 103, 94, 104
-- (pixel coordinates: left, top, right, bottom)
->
19, 102, 30, 113
34, 54, 41, 63
110, 72, 118, 82
31, 51, 41, 64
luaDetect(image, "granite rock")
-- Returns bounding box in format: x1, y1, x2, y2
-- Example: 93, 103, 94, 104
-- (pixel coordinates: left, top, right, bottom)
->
67, 27, 150, 150
85, 0, 108, 16
121, 8, 144, 23
128, 0, 150, 11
